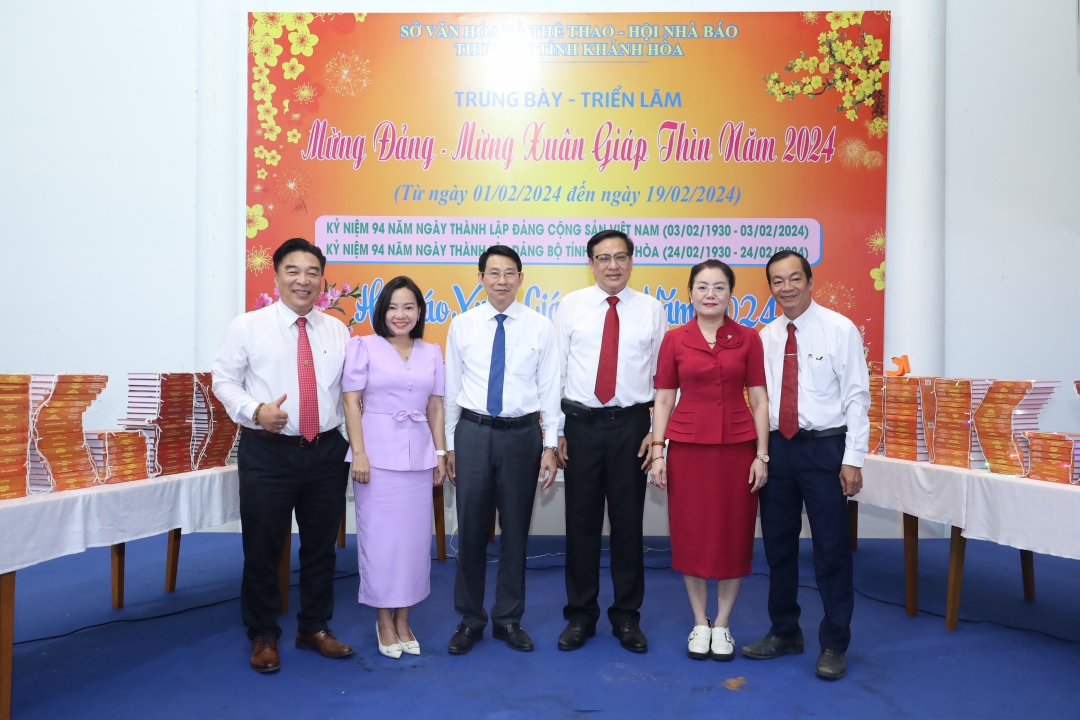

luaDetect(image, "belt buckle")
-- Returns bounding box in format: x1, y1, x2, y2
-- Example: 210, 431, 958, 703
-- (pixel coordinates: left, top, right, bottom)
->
597, 407, 619, 420
298, 436, 309, 448
490, 416, 509, 430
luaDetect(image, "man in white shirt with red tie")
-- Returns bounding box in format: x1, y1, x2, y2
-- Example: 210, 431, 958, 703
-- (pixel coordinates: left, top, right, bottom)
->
742, 250, 870, 681
213, 238, 354, 673
554, 230, 667, 653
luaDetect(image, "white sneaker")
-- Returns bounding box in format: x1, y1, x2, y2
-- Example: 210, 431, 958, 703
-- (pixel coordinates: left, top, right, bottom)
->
376, 622, 402, 659
687, 623, 712, 660
711, 626, 734, 661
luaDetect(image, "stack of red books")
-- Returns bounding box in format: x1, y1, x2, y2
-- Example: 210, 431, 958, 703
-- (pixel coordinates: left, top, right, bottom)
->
120, 373, 196, 476
931, 379, 992, 469
0, 374, 31, 500
867, 375, 885, 455
1023, 432, 1080, 485
884, 377, 932, 461
28, 375, 108, 493
193, 373, 240, 469
918, 377, 938, 462
972, 380, 1059, 476
102, 430, 152, 483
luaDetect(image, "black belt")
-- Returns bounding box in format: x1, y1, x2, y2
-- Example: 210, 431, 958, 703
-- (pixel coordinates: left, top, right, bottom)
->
774, 425, 848, 440
246, 428, 340, 447
460, 409, 540, 429
561, 399, 653, 421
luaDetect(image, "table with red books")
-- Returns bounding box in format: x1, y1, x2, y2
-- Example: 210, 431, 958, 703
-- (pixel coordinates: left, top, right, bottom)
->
855, 455, 1080, 630
0, 465, 239, 720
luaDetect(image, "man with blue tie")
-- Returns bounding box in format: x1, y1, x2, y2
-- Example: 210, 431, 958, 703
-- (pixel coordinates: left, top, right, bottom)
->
444, 245, 562, 654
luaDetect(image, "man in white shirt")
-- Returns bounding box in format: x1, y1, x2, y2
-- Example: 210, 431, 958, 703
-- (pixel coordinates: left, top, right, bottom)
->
212, 238, 354, 673
444, 245, 561, 654
553, 230, 667, 653
741, 251, 870, 681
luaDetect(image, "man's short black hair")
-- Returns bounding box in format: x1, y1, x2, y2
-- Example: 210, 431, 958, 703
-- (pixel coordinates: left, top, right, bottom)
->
586, 230, 635, 259
273, 238, 326, 273
478, 244, 522, 273
371, 275, 426, 339
765, 250, 813, 283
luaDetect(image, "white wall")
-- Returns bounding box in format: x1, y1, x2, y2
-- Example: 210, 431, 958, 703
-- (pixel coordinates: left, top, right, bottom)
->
5, 1, 1078, 537
0, 1, 199, 429
944, 0, 1080, 434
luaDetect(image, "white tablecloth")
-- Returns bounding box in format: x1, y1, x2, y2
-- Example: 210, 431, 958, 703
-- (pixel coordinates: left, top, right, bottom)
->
0, 465, 239, 574
963, 473, 1080, 561
857, 455, 1080, 560
857, 455, 968, 528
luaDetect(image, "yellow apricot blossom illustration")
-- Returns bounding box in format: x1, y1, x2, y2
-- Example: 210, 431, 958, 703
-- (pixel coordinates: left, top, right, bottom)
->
764, 13, 889, 137
246, 205, 269, 238
253, 145, 268, 159
283, 12, 314, 31
251, 36, 283, 67
252, 12, 285, 38
866, 230, 886, 254
252, 65, 269, 81
287, 128, 302, 143
261, 122, 280, 141
802, 11, 820, 24
870, 261, 886, 291
282, 57, 304, 80
256, 101, 277, 122
264, 149, 281, 166
289, 29, 319, 57
826, 11, 864, 29
256, 168, 268, 180
251, 79, 276, 102
294, 83, 318, 104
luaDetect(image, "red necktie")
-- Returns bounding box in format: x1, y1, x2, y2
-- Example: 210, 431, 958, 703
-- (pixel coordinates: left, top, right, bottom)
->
296, 317, 320, 441
594, 296, 620, 405
779, 322, 800, 440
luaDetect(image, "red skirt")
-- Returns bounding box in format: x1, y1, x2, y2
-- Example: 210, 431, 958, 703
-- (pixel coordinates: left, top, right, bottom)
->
667, 440, 758, 579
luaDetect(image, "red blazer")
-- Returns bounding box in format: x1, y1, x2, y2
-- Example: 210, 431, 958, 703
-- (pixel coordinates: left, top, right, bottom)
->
654, 316, 766, 445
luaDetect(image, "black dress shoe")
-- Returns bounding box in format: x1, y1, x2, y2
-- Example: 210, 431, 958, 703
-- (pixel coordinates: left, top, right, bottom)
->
558, 621, 596, 651
448, 623, 484, 655
741, 629, 804, 660
492, 623, 534, 652
612, 622, 648, 653
816, 649, 846, 680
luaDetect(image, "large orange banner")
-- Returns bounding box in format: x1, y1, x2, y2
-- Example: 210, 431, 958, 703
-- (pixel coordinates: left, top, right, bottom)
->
245, 11, 890, 363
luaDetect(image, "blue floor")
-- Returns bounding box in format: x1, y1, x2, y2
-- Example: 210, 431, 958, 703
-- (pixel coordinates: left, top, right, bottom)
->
8, 532, 1080, 719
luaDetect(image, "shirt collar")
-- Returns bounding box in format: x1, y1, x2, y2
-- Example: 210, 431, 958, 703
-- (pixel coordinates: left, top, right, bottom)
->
785, 300, 819, 332
482, 300, 523, 321
275, 299, 314, 327
591, 283, 635, 305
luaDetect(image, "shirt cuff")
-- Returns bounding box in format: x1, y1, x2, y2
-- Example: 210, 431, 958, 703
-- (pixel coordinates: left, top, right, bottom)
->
842, 448, 866, 468
240, 399, 261, 428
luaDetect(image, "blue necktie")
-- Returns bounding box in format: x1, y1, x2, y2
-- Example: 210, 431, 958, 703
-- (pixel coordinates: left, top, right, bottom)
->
487, 314, 507, 417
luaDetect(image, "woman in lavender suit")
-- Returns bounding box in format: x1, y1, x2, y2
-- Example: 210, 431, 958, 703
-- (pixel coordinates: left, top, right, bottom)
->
342, 276, 447, 659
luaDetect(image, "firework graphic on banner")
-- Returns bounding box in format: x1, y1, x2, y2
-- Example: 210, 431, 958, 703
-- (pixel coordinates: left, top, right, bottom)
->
325, 51, 371, 96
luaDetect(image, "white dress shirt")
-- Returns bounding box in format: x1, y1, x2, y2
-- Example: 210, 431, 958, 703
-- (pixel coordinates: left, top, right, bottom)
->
212, 301, 350, 436
443, 300, 562, 451
760, 300, 871, 467
554, 284, 667, 421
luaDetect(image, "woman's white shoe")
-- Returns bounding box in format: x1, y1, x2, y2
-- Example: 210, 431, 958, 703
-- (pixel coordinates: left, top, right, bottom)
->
711, 626, 735, 661
687, 623, 712, 660
376, 622, 402, 659
399, 628, 420, 656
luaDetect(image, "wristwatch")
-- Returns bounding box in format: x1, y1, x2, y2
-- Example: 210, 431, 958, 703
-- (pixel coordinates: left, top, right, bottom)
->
756, 454, 770, 463
435, 450, 447, 457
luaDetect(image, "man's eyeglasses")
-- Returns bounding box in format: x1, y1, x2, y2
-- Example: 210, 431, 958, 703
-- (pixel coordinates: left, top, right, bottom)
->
592, 252, 632, 266
484, 270, 520, 281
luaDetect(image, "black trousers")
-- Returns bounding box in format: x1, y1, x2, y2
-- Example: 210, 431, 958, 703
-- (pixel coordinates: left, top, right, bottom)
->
453, 417, 542, 630
562, 407, 651, 627
759, 431, 854, 652
237, 429, 349, 640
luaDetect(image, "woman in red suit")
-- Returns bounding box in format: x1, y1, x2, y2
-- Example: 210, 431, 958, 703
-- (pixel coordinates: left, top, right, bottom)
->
650, 259, 770, 662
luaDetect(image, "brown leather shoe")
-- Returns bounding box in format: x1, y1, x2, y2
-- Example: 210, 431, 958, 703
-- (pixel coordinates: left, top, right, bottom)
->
295, 629, 354, 659
250, 635, 281, 673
